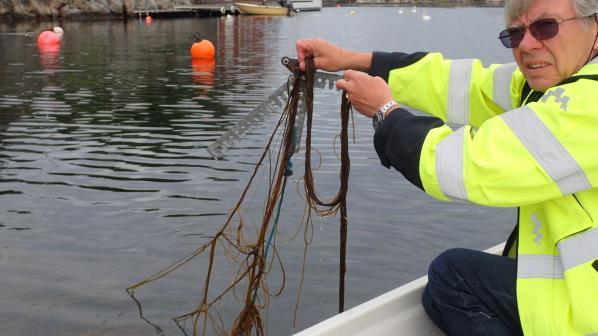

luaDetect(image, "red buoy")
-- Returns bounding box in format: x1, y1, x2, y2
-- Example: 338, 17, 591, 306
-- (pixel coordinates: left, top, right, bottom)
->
190, 39, 215, 60
37, 27, 63, 45
38, 42, 61, 54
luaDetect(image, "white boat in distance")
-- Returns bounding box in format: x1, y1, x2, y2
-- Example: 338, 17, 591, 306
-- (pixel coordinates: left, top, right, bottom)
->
289, 0, 322, 11
293, 242, 505, 336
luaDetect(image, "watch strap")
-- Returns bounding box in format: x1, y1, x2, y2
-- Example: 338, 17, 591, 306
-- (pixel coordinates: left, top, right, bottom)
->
373, 100, 398, 130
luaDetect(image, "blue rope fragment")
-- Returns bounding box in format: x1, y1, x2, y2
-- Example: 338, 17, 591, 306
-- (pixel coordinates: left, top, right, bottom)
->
253, 159, 291, 303
264, 159, 292, 262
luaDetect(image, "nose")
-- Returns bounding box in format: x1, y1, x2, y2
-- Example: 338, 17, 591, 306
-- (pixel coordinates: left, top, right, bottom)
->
517, 28, 543, 51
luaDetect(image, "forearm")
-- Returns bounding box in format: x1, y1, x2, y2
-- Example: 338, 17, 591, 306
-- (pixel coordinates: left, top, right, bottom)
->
340, 50, 373, 72
296, 38, 373, 72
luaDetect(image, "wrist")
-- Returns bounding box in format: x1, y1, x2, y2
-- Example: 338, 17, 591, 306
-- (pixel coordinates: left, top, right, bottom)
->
353, 52, 373, 72
384, 104, 400, 118
372, 100, 399, 130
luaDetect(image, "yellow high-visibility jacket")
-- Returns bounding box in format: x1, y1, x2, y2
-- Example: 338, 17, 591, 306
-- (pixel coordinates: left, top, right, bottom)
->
370, 51, 598, 335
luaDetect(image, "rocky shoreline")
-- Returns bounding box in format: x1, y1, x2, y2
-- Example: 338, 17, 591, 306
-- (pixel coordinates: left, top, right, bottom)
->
0, 0, 173, 20
0, 0, 504, 20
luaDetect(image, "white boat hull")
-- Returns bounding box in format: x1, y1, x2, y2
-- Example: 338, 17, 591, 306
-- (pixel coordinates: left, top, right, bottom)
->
289, 0, 322, 11
293, 243, 505, 336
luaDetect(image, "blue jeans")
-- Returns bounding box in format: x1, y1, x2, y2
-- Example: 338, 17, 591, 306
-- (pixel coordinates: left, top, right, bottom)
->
422, 248, 523, 336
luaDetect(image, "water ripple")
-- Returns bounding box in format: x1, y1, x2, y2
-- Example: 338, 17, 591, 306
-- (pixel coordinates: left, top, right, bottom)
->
0, 10, 515, 336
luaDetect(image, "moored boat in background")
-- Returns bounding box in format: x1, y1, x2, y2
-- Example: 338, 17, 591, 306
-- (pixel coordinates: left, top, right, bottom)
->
289, 0, 322, 11
235, 2, 289, 15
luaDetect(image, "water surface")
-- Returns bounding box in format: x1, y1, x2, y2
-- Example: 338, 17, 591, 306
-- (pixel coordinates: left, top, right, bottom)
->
0, 7, 516, 335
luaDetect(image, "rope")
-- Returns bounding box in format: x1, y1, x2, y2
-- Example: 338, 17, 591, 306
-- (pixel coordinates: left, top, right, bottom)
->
253, 162, 291, 304
264, 161, 292, 260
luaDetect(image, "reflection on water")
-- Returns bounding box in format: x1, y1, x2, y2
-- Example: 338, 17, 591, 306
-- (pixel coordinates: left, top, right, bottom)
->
0, 8, 515, 336
191, 58, 216, 94
37, 42, 62, 71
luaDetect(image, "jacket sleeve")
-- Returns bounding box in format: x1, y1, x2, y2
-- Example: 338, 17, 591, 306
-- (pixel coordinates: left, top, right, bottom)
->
373, 55, 598, 207
373, 107, 443, 190
414, 78, 598, 206
370, 51, 524, 129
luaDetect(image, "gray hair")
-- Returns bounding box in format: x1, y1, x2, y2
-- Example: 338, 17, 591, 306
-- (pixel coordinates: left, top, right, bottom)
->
504, 0, 598, 27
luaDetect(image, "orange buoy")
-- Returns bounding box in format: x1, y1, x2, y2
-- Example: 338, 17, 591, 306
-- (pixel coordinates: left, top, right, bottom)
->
37, 27, 63, 45
38, 42, 61, 54
190, 37, 215, 60
145, 15, 153, 24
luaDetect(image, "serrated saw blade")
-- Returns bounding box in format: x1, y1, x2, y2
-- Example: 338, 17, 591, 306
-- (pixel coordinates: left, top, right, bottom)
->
207, 71, 342, 158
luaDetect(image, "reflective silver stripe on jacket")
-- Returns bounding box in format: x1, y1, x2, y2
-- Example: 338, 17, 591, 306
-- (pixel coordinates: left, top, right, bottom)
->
518, 227, 598, 279
492, 63, 517, 111
558, 227, 598, 270
501, 106, 591, 195
436, 127, 468, 201
518, 254, 564, 279
448, 59, 473, 125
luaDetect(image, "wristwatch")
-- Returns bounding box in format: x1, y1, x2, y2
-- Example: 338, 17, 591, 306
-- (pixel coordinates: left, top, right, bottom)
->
373, 100, 398, 130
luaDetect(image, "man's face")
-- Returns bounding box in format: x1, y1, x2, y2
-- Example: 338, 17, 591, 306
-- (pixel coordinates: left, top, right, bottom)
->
509, 0, 598, 91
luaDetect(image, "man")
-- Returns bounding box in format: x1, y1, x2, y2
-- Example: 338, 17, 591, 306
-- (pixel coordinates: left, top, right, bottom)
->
296, 0, 598, 335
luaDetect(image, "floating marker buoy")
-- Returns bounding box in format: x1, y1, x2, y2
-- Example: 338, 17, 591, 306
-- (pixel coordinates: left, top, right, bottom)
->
192, 58, 215, 71
38, 42, 61, 54
190, 36, 215, 60
37, 26, 63, 45
336, 3, 340, 7
349, 10, 355, 15
145, 15, 152, 24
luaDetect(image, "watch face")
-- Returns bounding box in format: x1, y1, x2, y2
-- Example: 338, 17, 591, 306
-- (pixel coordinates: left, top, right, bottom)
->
372, 112, 382, 130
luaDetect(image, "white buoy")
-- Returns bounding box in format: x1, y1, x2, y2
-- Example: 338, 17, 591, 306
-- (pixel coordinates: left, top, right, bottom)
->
411, 6, 416, 13
398, 7, 403, 14
52, 26, 64, 40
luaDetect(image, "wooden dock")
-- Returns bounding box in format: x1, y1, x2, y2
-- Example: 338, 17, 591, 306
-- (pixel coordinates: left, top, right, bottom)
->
133, 2, 239, 18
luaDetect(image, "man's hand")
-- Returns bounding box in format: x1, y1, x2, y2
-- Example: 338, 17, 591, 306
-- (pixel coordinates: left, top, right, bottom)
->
335, 70, 396, 118
295, 38, 372, 72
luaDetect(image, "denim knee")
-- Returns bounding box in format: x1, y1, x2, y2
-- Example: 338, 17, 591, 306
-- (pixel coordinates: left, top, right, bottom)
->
427, 248, 466, 287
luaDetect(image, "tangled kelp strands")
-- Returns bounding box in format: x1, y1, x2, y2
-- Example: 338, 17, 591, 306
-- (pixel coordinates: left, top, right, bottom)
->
206, 61, 342, 159
127, 58, 353, 335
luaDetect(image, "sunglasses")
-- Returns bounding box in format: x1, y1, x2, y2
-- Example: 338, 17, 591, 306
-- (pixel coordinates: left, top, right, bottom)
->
498, 15, 593, 48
